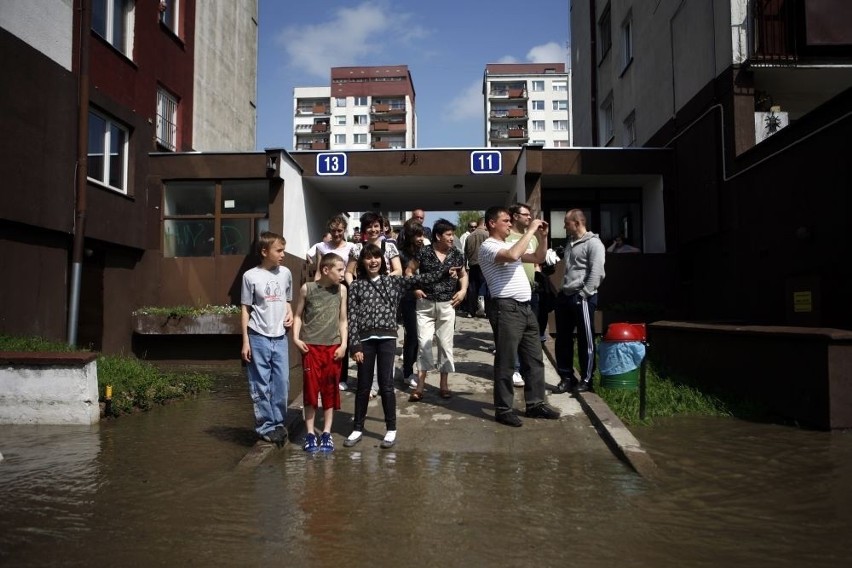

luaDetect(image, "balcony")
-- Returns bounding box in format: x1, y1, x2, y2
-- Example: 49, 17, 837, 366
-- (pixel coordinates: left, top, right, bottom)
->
311, 123, 328, 133
371, 101, 406, 115
371, 121, 389, 131
489, 86, 528, 100
372, 141, 390, 149
310, 141, 328, 150
489, 128, 528, 141
490, 108, 527, 120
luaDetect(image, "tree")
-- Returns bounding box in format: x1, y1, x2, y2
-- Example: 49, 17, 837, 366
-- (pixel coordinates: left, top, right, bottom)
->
455, 211, 482, 237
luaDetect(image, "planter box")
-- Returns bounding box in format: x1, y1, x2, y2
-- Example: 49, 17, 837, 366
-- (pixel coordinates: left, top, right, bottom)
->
132, 313, 242, 335
0, 352, 99, 425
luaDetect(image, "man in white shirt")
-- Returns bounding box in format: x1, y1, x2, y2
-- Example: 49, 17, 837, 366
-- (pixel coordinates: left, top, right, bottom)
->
478, 206, 560, 427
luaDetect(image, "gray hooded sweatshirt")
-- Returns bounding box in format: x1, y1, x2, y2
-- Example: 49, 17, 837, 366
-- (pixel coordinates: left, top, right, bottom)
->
561, 231, 606, 298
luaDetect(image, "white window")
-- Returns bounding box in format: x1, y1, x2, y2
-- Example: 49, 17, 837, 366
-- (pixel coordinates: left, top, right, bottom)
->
554, 140, 571, 147
531, 80, 545, 92
92, 0, 133, 55
600, 93, 614, 144
156, 88, 177, 150
531, 120, 545, 132
552, 80, 568, 92
354, 133, 367, 144
87, 109, 129, 193
532, 139, 546, 145
354, 96, 368, 106
621, 12, 633, 71
334, 134, 346, 145
623, 111, 636, 147
335, 97, 346, 107
531, 100, 545, 111
354, 115, 368, 125
598, 3, 612, 61
552, 120, 569, 131
335, 115, 346, 126
552, 100, 568, 111
159, 0, 179, 33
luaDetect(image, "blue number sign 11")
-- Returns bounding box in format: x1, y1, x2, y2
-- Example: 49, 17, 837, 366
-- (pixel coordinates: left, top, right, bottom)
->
470, 151, 502, 174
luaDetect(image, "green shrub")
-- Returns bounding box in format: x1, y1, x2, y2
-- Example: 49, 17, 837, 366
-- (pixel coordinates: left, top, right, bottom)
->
0, 334, 77, 352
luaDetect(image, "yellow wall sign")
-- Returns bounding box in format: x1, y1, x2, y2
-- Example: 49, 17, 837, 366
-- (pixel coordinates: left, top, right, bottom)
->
793, 291, 813, 313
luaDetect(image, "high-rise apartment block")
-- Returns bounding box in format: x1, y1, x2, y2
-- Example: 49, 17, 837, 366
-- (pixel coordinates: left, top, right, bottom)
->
293, 65, 417, 150
483, 63, 572, 148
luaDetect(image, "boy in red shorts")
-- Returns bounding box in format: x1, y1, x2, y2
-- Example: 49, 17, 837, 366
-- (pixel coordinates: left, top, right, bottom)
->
292, 253, 348, 452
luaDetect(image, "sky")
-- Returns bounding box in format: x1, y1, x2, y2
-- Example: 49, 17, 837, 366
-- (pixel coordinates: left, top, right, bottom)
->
255, 0, 570, 227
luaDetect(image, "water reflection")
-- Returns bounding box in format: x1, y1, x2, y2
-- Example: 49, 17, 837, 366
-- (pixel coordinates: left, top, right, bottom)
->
0, 373, 850, 567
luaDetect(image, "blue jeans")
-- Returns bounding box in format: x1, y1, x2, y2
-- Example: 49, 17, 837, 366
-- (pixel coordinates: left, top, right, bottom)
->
246, 330, 289, 436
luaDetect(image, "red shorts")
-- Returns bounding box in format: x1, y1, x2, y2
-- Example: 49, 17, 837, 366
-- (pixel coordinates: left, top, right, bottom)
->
302, 344, 342, 410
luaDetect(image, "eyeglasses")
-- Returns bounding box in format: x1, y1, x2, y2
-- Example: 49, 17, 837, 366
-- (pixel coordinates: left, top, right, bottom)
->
468, 225, 477, 229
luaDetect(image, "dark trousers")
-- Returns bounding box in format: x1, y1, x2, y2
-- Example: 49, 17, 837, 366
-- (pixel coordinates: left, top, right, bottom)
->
554, 292, 598, 384
353, 338, 397, 431
488, 298, 546, 414
466, 265, 486, 316
400, 296, 418, 377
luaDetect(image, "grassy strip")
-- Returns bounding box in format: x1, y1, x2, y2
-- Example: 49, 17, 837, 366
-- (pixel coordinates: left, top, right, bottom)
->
0, 334, 213, 417
594, 362, 731, 426
132, 304, 239, 317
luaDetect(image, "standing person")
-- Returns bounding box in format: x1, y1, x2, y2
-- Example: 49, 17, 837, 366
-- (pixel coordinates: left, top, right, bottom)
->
346, 211, 402, 284
552, 209, 606, 394
382, 216, 397, 245
291, 253, 348, 453
310, 214, 357, 391
506, 203, 540, 388
464, 217, 489, 318
406, 219, 467, 401
305, 232, 331, 279
344, 244, 454, 449
397, 208, 432, 251
459, 218, 478, 252
478, 206, 560, 427
240, 231, 293, 445
397, 219, 427, 390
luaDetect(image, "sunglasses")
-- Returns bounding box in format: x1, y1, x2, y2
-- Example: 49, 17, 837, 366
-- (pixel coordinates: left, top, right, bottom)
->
468, 225, 477, 229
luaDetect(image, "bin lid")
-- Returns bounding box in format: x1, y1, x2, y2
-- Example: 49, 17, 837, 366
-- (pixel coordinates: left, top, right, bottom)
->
604, 323, 647, 342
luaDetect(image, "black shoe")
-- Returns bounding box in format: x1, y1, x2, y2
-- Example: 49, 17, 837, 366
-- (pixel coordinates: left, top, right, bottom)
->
552, 379, 574, 394
525, 403, 561, 419
495, 411, 523, 427
574, 381, 592, 394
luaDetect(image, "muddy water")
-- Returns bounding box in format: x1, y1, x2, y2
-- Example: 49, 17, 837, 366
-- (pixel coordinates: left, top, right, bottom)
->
1, 370, 850, 567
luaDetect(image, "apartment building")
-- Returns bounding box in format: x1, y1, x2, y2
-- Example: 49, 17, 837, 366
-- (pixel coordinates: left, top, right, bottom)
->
570, 0, 852, 327
294, 65, 417, 151
483, 63, 572, 148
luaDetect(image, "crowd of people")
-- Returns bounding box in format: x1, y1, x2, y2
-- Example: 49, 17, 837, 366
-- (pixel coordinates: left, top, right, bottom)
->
239, 205, 608, 451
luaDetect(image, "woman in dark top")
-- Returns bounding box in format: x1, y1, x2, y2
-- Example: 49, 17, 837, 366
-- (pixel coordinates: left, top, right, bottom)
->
398, 219, 426, 389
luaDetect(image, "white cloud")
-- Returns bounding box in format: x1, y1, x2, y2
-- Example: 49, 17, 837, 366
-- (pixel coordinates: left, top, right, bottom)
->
275, 1, 429, 78
497, 55, 518, 64
446, 79, 484, 122
526, 41, 568, 65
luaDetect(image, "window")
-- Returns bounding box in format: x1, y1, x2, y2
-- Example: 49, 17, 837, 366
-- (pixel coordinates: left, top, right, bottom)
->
354, 133, 367, 144
552, 120, 569, 131
92, 0, 133, 55
598, 3, 612, 61
623, 111, 636, 147
531, 100, 545, 111
600, 93, 614, 144
159, 0, 178, 33
552, 80, 568, 92
334, 134, 346, 145
156, 88, 178, 151
163, 180, 269, 257
531, 120, 545, 132
554, 140, 571, 147
354, 115, 368, 125
553, 100, 568, 111
87, 110, 129, 193
621, 12, 633, 71
354, 96, 368, 106
531, 80, 545, 92
334, 115, 346, 126
335, 97, 346, 107
532, 139, 546, 145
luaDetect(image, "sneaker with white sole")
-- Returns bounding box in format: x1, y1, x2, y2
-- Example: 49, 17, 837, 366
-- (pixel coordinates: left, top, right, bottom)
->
380, 430, 397, 449
407, 374, 419, 389
339, 381, 349, 391
512, 371, 525, 387
319, 432, 334, 452
343, 430, 362, 448
303, 433, 319, 453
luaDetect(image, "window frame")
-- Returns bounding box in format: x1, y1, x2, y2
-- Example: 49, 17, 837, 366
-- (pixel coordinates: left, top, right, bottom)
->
92, 0, 133, 55
158, 0, 179, 35
354, 114, 368, 126
598, 3, 612, 62
354, 96, 368, 106
530, 80, 545, 92
623, 111, 636, 147
156, 87, 178, 151
87, 108, 129, 194
552, 120, 569, 131
334, 133, 346, 145
531, 120, 546, 132
620, 11, 634, 73
552, 100, 569, 111
599, 93, 614, 145
531, 100, 545, 111
353, 133, 368, 144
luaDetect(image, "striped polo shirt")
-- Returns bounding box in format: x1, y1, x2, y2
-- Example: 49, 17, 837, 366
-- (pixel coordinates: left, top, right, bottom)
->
478, 237, 532, 302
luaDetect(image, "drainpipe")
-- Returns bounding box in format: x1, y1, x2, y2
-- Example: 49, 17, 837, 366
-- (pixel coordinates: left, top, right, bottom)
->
589, 0, 599, 146
67, 0, 91, 347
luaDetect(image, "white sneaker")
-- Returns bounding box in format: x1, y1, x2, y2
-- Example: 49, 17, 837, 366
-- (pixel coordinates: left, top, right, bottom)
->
407, 374, 419, 389
339, 381, 349, 391
512, 371, 525, 387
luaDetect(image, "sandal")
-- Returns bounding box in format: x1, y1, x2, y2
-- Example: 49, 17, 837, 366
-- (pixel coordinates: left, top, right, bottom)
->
440, 389, 452, 399
408, 391, 423, 402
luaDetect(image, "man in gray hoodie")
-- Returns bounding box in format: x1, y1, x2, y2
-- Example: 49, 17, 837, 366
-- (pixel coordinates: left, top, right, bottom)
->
552, 209, 606, 394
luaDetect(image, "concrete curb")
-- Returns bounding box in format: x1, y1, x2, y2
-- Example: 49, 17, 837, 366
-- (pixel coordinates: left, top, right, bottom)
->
541, 337, 658, 479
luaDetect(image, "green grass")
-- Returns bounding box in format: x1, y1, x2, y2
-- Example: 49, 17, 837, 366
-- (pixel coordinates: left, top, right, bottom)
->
1, 334, 213, 417
132, 304, 239, 317
594, 362, 732, 426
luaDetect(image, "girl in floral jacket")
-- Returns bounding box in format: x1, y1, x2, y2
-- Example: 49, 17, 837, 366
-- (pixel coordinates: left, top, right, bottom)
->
343, 243, 454, 449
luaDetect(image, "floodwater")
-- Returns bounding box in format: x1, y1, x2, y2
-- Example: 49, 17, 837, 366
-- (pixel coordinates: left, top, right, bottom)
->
1, 369, 851, 567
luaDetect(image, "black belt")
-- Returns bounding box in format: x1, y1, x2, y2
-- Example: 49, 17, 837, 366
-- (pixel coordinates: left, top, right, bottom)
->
494, 297, 530, 306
